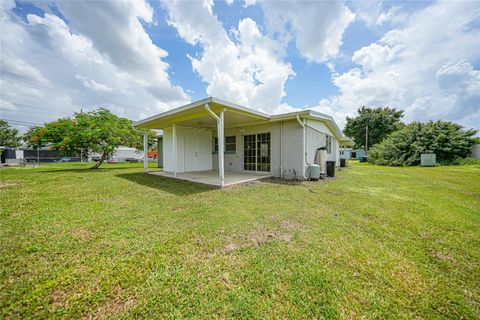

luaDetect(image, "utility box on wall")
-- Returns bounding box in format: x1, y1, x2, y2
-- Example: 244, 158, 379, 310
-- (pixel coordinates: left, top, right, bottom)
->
421, 154, 436, 166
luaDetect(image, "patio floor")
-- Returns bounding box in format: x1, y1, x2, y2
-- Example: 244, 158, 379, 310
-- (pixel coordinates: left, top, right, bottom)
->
150, 170, 271, 187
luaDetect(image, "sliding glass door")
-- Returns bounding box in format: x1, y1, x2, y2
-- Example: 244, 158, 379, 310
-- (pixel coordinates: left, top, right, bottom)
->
243, 133, 271, 172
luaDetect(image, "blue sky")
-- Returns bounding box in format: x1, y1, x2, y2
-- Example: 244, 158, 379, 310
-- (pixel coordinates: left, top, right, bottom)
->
1, 0, 479, 132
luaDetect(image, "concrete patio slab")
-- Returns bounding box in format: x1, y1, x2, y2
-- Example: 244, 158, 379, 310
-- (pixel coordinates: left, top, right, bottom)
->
150, 170, 270, 187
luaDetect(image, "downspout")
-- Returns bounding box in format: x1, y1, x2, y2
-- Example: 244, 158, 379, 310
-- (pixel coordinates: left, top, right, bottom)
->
280, 120, 283, 178
296, 115, 306, 180
205, 103, 225, 187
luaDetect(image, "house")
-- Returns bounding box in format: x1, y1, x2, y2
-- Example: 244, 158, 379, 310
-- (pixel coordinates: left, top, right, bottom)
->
90, 147, 144, 162
471, 144, 480, 159
351, 149, 367, 159
339, 148, 352, 160
135, 97, 350, 187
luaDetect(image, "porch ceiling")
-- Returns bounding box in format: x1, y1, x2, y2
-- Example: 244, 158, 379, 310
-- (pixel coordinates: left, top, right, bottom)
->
174, 111, 268, 128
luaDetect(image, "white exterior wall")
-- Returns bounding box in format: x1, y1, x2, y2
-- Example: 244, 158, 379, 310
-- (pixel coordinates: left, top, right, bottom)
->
162, 118, 337, 179
281, 120, 304, 179
163, 127, 213, 173
211, 120, 304, 179
304, 119, 339, 166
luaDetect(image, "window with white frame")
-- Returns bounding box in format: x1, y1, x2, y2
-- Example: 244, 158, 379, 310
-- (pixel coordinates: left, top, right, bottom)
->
213, 136, 236, 154
326, 135, 333, 154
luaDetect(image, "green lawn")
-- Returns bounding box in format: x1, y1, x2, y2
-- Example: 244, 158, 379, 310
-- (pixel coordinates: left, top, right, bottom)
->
1, 162, 479, 319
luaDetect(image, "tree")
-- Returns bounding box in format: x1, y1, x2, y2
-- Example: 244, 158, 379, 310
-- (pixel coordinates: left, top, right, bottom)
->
344, 106, 404, 149
25, 108, 143, 169
0, 120, 21, 147
22, 126, 45, 148
368, 121, 478, 166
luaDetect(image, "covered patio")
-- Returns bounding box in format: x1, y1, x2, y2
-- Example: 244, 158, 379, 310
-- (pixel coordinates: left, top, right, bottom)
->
135, 97, 271, 188
150, 170, 270, 187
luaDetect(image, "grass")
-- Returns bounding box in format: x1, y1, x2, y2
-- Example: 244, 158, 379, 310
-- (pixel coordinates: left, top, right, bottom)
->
1, 161, 479, 319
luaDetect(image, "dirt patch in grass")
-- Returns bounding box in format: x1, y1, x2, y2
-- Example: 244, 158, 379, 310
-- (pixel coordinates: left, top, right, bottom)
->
56, 227, 92, 242
221, 219, 299, 254
84, 287, 138, 320
431, 251, 454, 261
72, 227, 92, 242
48, 289, 70, 307
88, 296, 138, 319
0, 181, 19, 188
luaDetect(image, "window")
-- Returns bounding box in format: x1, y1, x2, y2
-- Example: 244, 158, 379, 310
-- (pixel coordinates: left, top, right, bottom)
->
326, 135, 333, 154
225, 136, 236, 153
213, 136, 236, 154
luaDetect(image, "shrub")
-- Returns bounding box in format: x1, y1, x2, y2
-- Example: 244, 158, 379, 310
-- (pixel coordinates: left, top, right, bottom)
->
368, 121, 477, 166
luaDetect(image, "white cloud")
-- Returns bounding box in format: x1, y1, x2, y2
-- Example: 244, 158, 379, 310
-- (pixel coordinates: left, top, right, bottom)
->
349, 1, 406, 27
319, 1, 480, 130
259, 1, 355, 63
352, 43, 395, 72
0, 0, 190, 130
1, 55, 49, 84
55, 1, 188, 103
162, 0, 294, 113
75, 75, 113, 92
243, 0, 257, 8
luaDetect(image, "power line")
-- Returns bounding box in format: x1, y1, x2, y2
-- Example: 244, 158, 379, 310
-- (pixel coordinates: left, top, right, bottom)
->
0, 105, 70, 117
4, 75, 148, 112
0, 101, 142, 121
1, 121, 39, 127
0, 101, 68, 115
1, 118, 43, 126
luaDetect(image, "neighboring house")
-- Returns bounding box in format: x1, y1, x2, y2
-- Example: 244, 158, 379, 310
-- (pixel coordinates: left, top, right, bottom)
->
135, 97, 349, 187
340, 148, 352, 160
351, 149, 367, 159
471, 144, 480, 159
90, 147, 144, 162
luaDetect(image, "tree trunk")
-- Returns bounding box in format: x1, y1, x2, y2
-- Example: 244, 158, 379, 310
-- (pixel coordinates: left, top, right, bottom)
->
90, 151, 108, 169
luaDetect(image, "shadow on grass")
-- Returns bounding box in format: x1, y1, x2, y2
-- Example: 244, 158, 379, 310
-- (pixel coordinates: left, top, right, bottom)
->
116, 172, 215, 195
36, 167, 131, 173
257, 177, 304, 186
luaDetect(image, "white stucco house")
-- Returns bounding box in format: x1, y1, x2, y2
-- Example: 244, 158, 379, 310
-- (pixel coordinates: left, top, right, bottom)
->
135, 97, 350, 187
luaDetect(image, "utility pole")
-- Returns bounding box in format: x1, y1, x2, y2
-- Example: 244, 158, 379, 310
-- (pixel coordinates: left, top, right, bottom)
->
365, 125, 369, 156
37, 143, 40, 166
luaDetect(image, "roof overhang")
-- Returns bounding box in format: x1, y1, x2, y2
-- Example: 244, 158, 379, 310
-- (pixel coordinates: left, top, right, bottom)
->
135, 97, 269, 129
135, 97, 347, 141
270, 109, 345, 141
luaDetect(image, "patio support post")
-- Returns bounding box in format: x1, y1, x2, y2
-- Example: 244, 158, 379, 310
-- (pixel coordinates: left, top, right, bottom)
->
205, 103, 225, 187
173, 123, 177, 177
143, 131, 149, 174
